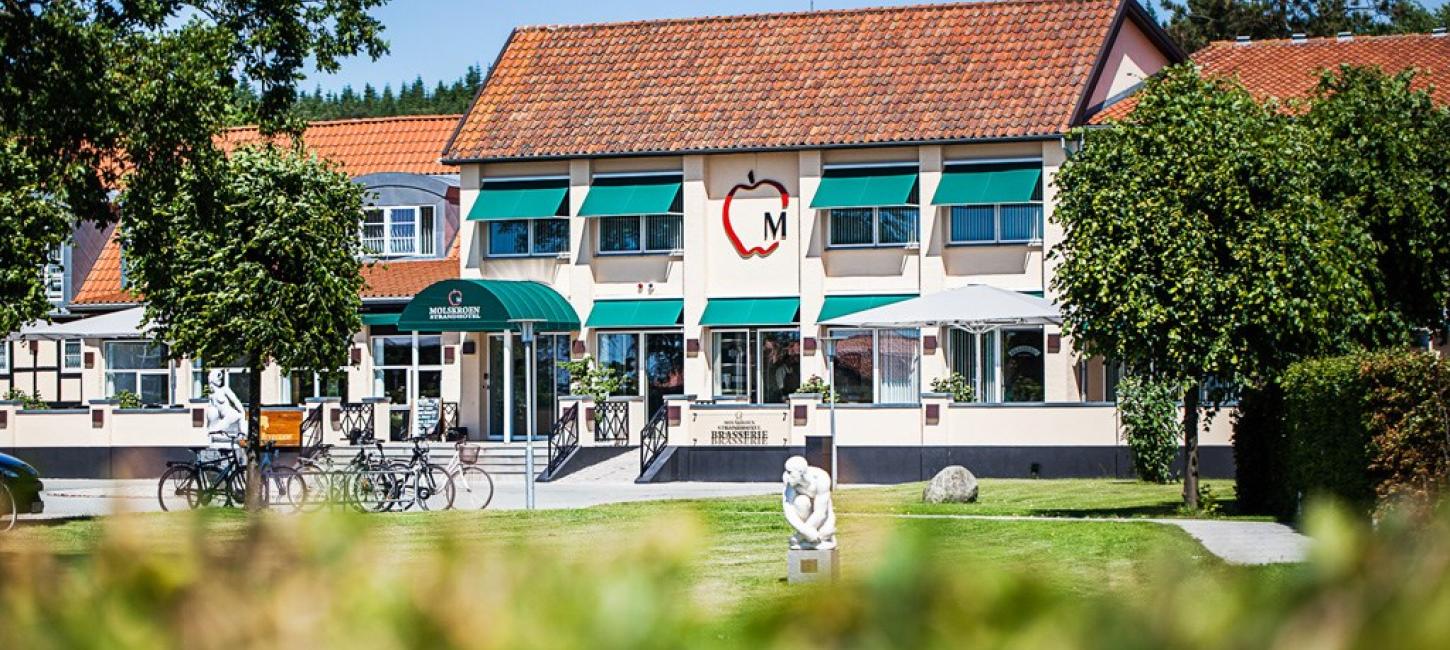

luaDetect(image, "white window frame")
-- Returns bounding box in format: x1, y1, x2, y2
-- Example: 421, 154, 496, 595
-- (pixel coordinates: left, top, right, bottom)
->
191, 359, 251, 404
371, 332, 444, 435
947, 203, 1045, 245
826, 206, 919, 249
595, 213, 684, 256
104, 341, 172, 405
361, 204, 437, 258
0, 343, 9, 374
281, 370, 348, 404
61, 340, 83, 372
42, 244, 66, 303
710, 328, 800, 404
826, 327, 921, 404
485, 218, 570, 258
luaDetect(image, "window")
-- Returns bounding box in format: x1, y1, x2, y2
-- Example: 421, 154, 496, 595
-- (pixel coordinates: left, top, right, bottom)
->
487, 218, 570, 257
827, 328, 920, 404
283, 370, 348, 405
487, 333, 572, 440
948, 327, 1043, 402
192, 357, 251, 405
598, 214, 683, 254
105, 341, 170, 406
62, 340, 82, 371
711, 329, 801, 403
0, 343, 9, 373
362, 205, 436, 257
42, 245, 65, 303
596, 331, 684, 414
371, 331, 442, 440
828, 207, 918, 247
949, 203, 1044, 244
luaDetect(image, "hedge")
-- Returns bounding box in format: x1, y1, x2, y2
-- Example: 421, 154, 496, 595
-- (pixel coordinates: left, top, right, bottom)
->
1276, 350, 1450, 517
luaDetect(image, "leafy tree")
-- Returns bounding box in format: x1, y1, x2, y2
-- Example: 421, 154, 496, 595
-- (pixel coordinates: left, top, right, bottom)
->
1051, 65, 1374, 508
120, 144, 366, 508
1301, 66, 1450, 340
1161, 0, 1441, 52
0, 0, 388, 336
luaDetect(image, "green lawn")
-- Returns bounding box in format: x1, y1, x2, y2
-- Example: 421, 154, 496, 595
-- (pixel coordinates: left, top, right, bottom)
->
4, 479, 1288, 613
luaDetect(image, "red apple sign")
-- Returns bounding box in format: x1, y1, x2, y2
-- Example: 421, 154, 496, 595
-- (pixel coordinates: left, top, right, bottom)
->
723, 170, 790, 258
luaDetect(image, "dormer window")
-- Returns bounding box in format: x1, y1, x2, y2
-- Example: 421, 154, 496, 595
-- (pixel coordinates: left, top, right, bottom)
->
42, 245, 66, 304
362, 205, 436, 258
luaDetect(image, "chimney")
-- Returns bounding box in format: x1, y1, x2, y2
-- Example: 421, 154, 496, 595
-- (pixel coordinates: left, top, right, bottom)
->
1337, 31, 1353, 42
1234, 35, 1251, 46
1290, 32, 1308, 44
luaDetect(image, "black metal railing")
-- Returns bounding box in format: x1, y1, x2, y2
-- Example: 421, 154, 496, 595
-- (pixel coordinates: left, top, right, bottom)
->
639, 404, 668, 476
545, 404, 579, 478
594, 400, 629, 444
300, 405, 325, 455
340, 402, 375, 445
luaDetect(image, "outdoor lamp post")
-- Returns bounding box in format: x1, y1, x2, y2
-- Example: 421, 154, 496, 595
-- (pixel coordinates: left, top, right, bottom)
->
822, 335, 847, 489
510, 318, 544, 510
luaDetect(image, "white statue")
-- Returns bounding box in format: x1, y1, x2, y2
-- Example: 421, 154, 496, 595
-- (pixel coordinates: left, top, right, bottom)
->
204, 369, 247, 438
782, 455, 837, 550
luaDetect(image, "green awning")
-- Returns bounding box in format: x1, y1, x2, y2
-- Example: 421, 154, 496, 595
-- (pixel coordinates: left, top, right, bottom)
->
397, 279, 580, 332
361, 313, 400, 327
467, 178, 569, 221
809, 166, 919, 209
817, 294, 916, 323
585, 299, 684, 328
699, 297, 800, 327
932, 163, 1042, 205
578, 176, 683, 217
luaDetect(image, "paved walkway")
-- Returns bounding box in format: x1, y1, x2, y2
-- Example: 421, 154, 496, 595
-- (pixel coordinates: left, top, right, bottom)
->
842, 512, 1310, 565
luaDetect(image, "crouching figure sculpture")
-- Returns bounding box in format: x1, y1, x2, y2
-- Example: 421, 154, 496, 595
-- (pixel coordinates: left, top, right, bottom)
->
782, 455, 836, 550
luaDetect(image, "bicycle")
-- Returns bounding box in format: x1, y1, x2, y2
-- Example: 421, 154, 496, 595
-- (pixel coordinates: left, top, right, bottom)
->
440, 437, 494, 510
388, 435, 454, 511
157, 435, 306, 511
295, 429, 399, 512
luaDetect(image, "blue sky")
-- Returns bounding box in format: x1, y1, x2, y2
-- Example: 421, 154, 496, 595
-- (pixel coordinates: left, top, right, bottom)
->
303, 0, 1450, 93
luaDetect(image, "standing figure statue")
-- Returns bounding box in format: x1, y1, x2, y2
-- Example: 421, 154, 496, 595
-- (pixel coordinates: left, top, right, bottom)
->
782, 455, 836, 550
205, 369, 247, 438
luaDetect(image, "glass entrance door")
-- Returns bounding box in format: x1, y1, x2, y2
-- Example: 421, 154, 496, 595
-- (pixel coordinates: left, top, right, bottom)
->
488, 333, 570, 441
643, 332, 683, 415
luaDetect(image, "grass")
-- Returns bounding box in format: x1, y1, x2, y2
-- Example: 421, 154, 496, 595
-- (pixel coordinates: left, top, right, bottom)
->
3, 478, 1290, 613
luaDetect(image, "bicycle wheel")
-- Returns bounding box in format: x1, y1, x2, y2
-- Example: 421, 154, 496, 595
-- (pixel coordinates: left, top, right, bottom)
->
263, 466, 307, 513
350, 464, 397, 513
0, 483, 17, 531
450, 466, 494, 510
157, 465, 200, 511
297, 467, 330, 512
419, 464, 455, 511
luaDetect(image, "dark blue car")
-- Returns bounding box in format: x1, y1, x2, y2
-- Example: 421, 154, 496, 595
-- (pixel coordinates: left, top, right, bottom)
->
0, 452, 44, 530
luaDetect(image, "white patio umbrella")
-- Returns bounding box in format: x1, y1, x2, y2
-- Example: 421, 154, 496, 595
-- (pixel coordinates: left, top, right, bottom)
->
821, 284, 1060, 332
16, 307, 154, 341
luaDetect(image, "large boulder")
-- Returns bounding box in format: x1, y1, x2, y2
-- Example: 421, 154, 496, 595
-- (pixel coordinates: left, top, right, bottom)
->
923, 466, 978, 503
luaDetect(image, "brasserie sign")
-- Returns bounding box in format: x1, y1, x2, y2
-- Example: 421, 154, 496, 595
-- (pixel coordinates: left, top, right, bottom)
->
695, 409, 789, 446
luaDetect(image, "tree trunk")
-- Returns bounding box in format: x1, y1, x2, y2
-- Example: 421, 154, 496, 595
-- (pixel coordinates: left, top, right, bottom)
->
1182, 382, 1201, 510
244, 361, 264, 511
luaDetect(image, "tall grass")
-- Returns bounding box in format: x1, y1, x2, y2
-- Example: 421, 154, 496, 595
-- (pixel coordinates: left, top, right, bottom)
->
2, 501, 1448, 649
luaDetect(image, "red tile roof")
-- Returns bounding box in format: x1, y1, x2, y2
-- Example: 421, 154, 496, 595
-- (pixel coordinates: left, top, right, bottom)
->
445, 0, 1161, 161
71, 233, 459, 306
1089, 32, 1450, 123
224, 115, 462, 176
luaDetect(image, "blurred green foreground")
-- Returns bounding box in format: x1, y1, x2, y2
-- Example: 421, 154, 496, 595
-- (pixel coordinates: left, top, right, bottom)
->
0, 480, 1446, 649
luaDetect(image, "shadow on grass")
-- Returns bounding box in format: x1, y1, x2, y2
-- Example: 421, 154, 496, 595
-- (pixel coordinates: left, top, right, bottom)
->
1028, 496, 1248, 520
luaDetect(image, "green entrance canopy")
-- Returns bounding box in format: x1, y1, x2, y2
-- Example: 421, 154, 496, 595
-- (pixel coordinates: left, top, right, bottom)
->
467, 178, 569, 221
809, 166, 918, 209
932, 163, 1042, 205
578, 176, 683, 217
360, 312, 400, 327
699, 297, 800, 327
397, 279, 580, 332
817, 294, 916, 323
585, 299, 684, 328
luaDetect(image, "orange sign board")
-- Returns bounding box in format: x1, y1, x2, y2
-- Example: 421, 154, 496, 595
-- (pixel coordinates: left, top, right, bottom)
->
259, 409, 303, 447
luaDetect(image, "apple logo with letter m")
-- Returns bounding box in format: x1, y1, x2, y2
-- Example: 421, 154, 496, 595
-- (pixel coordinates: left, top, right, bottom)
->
723, 170, 790, 259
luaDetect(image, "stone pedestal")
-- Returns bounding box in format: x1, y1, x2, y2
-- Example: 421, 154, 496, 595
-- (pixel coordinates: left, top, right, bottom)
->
788, 548, 839, 584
